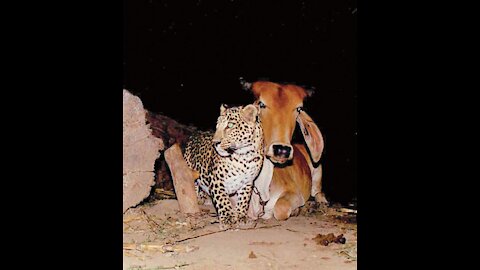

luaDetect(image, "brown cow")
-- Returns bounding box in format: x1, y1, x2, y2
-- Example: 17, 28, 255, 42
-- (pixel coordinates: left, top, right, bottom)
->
245, 81, 328, 221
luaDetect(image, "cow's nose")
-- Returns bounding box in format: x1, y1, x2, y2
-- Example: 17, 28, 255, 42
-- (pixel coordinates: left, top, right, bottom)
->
272, 144, 292, 159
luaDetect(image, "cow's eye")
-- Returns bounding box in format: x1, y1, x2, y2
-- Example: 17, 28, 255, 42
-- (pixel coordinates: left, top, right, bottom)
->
296, 106, 304, 112
258, 101, 266, 109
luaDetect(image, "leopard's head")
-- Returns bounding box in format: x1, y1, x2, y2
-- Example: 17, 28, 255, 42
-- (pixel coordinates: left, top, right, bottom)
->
212, 104, 260, 157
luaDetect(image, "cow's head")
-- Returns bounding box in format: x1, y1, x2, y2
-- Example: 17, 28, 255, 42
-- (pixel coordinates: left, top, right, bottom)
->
245, 80, 324, 164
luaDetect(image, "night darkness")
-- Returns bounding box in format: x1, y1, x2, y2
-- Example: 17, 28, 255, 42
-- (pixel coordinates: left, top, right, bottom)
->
124, 0, 357, 204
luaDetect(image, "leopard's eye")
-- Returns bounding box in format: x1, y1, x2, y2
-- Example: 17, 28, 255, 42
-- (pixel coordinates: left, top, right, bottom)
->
258, 101, 266, 109
227, 122, 234, 128
296, 106, 303, 113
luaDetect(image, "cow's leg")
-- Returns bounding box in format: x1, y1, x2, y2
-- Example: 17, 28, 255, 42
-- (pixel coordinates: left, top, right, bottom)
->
311, 165, 328, 205
273, 192, 303, 221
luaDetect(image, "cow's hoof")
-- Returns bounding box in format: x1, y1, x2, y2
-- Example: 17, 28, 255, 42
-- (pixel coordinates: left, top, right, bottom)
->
315, 193, 329, 205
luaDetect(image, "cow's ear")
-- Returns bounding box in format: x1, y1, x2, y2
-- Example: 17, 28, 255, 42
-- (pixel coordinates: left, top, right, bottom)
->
296, 111, 324, 163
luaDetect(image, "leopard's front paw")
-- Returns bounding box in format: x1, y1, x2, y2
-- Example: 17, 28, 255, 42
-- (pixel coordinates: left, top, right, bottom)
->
218, 213, 238, 230
236, 215, 256, 229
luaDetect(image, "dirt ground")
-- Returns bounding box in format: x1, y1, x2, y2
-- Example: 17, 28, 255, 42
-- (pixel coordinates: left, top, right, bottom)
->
123, 199, 357, 270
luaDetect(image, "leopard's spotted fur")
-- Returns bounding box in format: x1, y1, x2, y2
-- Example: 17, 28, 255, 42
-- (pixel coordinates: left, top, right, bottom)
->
184, 104, 264, 228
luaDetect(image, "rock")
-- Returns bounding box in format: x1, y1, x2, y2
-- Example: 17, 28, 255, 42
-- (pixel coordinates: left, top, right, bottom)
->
123, 90, 164, 213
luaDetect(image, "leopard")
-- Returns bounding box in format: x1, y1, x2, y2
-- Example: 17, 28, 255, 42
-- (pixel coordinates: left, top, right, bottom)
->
183, 104, 264, 229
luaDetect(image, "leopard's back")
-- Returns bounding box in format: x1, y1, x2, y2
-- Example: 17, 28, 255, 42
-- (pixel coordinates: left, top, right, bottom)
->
184, 130, 216, 178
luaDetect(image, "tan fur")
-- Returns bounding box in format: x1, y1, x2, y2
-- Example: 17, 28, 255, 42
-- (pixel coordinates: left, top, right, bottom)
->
270, 144, 311, 220
247, 81, 327, 221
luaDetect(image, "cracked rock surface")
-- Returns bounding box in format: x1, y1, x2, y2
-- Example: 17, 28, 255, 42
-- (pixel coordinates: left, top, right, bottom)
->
123, 90, 164, 213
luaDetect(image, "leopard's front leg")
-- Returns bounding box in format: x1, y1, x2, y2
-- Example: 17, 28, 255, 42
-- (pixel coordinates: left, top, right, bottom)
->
209, 179, 237, 229
235, 183, 254, 227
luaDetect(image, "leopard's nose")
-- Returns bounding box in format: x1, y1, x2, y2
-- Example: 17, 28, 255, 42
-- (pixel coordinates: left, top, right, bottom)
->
212, 139, 221, 146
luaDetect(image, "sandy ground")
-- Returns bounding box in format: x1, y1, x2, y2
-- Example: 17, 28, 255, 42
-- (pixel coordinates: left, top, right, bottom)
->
123, 200, 357, 270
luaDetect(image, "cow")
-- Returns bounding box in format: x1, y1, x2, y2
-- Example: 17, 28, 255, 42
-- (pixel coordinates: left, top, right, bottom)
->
244, 80, 328, 221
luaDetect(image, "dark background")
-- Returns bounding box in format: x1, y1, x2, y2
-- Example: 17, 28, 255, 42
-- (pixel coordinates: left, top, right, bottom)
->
124, 0, 356, 204
6, 1, 462, 268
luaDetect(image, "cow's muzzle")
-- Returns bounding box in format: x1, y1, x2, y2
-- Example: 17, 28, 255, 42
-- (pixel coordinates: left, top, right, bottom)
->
267, 143, 293, 164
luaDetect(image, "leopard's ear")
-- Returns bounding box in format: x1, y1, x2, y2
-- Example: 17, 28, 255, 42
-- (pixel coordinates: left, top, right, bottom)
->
241, 104, 258, 123
220, 104, 228, 115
